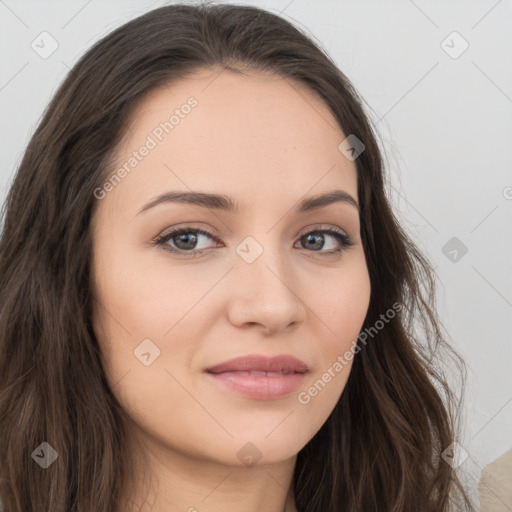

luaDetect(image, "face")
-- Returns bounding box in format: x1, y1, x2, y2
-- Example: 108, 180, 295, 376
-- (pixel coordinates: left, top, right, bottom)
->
90, 68, 371, 469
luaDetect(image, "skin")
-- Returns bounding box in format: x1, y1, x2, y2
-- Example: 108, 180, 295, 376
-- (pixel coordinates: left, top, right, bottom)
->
90, 67, 371, 512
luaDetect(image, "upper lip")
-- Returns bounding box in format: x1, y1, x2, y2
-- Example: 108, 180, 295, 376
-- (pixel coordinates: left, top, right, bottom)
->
205, 354, 309, 374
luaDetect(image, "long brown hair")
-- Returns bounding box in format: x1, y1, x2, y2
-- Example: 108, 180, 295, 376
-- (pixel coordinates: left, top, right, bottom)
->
0, 3, 476, 511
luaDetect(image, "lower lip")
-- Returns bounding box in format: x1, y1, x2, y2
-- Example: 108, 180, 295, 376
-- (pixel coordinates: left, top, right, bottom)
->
206, 371, 307, 400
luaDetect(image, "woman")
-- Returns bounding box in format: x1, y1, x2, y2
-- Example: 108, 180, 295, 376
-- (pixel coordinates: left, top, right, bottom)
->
0, 3, 475, 511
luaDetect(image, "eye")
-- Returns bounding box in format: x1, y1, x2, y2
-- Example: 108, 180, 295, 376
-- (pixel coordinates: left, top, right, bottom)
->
154, 227, 221, 256
294, 227, 354, 254
154, 225, 354, 257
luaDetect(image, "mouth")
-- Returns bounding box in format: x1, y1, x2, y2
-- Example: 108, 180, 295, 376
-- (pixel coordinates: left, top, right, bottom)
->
212, 370, 299, 376
204, 354, 309, 400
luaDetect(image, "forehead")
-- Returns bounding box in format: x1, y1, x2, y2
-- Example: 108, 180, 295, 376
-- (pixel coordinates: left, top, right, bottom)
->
105, 68, 358, 213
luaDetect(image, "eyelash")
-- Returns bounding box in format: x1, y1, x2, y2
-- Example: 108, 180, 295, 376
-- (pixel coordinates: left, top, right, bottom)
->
153, 224, 354, 258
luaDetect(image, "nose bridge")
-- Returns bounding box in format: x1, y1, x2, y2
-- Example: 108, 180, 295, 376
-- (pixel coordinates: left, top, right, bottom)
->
235, 232, 289, 289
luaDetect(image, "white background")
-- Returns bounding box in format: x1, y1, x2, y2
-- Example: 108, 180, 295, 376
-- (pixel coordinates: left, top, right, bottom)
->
1, 0, 511, 507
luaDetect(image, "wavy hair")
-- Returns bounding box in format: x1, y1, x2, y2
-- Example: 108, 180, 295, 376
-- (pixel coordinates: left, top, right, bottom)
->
0, 3, 475, 511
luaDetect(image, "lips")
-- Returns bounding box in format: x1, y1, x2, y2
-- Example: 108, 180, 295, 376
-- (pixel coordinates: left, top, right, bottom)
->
204, 354, 309, 400
205, 354, 309, 374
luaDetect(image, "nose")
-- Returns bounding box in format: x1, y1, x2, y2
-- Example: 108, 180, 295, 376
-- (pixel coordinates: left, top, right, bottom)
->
226, 243, 307, 335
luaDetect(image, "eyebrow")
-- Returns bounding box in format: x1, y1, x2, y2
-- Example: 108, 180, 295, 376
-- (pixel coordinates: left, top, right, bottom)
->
136, 189, 359, 216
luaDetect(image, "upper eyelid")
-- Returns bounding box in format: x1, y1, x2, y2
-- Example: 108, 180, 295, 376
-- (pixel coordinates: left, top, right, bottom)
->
156, 223, 351, 239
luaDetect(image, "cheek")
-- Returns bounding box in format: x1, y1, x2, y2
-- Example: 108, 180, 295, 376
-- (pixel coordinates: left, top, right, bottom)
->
91, 248, 206, 453
310, 257, 371, 351
297, 258, 370, 408
92, 242, 197, 340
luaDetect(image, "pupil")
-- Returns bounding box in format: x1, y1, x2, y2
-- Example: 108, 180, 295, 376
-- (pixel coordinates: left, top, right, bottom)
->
303, 233, 324, 251
175, 232, 197, 250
